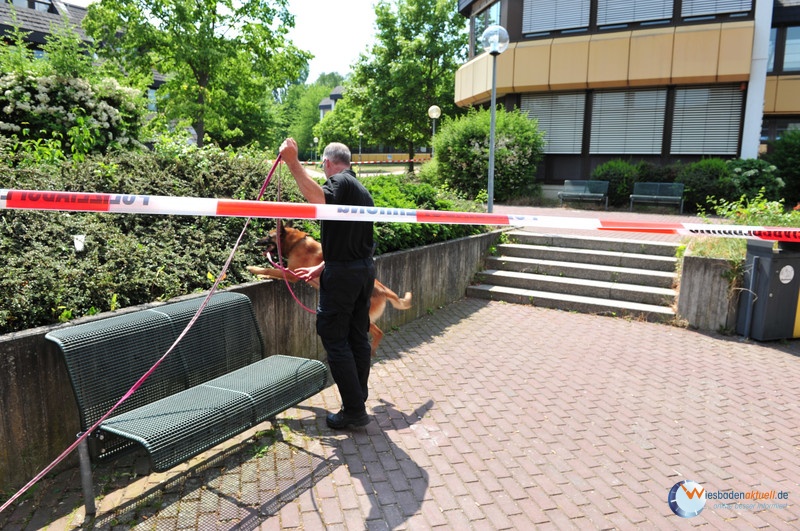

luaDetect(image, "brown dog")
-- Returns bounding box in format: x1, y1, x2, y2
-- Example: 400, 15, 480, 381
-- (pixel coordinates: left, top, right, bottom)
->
246, 225, 412, 356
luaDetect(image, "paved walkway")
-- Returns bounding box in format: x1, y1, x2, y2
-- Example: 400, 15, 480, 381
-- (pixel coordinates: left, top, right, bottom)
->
2, 208, 800, 530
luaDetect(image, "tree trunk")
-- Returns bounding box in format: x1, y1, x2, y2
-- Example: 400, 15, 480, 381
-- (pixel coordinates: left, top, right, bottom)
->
195, 74, 209, 147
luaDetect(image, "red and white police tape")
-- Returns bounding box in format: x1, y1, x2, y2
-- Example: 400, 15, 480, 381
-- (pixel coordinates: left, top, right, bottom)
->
2, 188, 800, 241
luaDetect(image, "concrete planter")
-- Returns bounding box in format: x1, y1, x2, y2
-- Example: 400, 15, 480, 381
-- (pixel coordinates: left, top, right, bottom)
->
676, 254, 742, 332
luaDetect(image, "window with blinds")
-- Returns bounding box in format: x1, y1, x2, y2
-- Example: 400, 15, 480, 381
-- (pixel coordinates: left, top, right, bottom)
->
671, 86, 743, 155
522, 0, 591, 34
521, 93, 586, 154
590, 90, 666, 154
681, 0, 752, 18
597, 0, 673, 26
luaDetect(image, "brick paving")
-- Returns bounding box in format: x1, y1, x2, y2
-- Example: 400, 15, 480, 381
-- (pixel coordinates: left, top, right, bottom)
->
3, 208, 800, 530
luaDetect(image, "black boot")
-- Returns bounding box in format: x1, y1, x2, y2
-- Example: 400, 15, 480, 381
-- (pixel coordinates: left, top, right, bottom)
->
326, 409, 370, 429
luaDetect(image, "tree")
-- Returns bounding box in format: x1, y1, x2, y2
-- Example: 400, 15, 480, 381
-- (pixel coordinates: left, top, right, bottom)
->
313, 90, 364, 153
349, 0, 467, 171
83, 0, 311, 147
278, 73, 344, 159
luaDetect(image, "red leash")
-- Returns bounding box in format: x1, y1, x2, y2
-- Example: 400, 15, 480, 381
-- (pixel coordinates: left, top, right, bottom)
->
267, 170, 317, 315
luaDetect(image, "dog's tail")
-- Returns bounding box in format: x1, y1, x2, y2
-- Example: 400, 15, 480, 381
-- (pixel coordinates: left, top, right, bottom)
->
389, 291, 411, 310
389, 291, 412, 310
375, 280, 413, 310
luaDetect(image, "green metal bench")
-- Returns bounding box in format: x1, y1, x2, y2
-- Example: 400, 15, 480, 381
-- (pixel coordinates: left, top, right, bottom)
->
45, 291, 328, 515
629, 182, 685, 213
557, 179, 609, 209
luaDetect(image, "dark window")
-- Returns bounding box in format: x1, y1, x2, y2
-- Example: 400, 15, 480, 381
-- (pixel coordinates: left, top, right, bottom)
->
472, 2, 501, 56
785, 26, 800, 72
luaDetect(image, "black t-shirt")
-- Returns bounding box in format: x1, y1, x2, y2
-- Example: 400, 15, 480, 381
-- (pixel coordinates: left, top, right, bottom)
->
321, 169, 375, 261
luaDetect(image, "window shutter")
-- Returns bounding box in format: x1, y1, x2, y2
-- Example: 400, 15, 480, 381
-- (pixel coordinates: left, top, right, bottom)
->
597, 0, 673, 26
590, 90, 666, 154
523, 0, 591, 34
671, 86, 743, 155
521, 92, 586, 154
681, 0, 752, 17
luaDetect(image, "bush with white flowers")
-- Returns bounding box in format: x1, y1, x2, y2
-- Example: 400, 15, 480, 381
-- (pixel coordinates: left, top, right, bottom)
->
0, 72, 146, 156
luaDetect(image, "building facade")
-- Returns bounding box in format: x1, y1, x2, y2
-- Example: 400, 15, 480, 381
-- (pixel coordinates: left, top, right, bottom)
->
455, 0, 800, 183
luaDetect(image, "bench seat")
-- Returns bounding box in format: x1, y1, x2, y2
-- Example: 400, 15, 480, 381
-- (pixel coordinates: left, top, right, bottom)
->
100, 355, 325, 471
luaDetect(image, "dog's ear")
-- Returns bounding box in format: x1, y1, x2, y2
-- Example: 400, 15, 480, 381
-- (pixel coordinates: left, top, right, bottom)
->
283, 220, 294, 230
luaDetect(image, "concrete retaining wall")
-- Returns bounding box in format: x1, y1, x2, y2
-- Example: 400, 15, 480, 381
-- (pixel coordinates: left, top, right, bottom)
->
0, 231, 501, 492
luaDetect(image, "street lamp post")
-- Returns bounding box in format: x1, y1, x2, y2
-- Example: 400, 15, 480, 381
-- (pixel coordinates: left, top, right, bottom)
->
313, 136, 319, 165
427, 105, 441, 158
481, 24, 509, 213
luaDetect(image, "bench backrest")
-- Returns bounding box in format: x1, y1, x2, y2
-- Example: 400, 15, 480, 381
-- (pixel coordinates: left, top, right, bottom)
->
563, 180, 608, 194
632, 182, 684, 197
562, 180, 589, 193
46, 292, 265, 430
152, 293, 265, 387
586, 180, 609, 194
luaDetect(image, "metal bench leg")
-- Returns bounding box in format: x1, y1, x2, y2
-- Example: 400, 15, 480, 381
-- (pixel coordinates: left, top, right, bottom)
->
77, 434, 97, 515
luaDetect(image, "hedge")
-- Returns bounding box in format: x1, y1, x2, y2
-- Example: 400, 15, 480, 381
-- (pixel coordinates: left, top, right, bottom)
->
0, 145, 485, 334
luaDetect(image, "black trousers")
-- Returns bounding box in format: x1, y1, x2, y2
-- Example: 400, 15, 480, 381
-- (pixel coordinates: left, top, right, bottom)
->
316, 259, 375, 415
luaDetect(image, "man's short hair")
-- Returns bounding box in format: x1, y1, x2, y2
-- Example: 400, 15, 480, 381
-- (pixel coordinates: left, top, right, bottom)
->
323, 142, 351, 166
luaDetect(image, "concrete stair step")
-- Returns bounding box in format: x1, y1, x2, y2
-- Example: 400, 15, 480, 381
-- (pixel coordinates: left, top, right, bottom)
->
485, 256, 676, 289
506, 231, 680, 257
476, 269, 676, 307
497, 243, 677, 272
466, 284, 675, 321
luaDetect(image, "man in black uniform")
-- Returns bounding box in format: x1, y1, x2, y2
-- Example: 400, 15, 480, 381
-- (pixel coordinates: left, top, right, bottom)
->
278, 138, 375, 429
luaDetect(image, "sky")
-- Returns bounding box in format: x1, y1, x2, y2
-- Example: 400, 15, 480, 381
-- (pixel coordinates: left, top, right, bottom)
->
66, 0, 378, 83
286, 0, 378, 82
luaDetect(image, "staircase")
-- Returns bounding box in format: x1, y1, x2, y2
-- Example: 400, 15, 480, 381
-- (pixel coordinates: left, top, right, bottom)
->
467, 231, 680, 321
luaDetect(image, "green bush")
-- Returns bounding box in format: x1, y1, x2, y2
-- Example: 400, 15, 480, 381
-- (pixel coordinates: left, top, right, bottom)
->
635, 160, 681, 183
765, 129, 800, 206
591, 159, 638, 207
0, 74, 146, 159
721, 159, 783, 202
363, 174, 484, 255
0, 145, 486, 334
676, 158, 732, 213
432, 107, 545, 202
689, 191, 800, 261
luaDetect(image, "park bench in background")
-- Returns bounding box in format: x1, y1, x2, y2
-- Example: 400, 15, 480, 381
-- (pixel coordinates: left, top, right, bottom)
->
45, 291, 328, 515
557, 180, 610, 209
629, 182, 685, 213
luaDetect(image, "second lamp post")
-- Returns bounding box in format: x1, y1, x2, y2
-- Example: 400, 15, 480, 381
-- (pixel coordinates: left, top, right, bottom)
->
481, 24, 509, 213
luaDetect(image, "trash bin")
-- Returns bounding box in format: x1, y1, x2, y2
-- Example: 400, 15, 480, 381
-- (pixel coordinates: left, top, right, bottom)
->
737, 239, 800, 340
